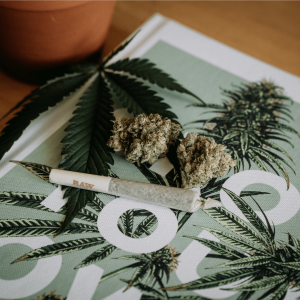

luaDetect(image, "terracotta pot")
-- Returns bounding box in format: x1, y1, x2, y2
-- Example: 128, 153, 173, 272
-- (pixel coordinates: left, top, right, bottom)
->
0, 1, 115, 82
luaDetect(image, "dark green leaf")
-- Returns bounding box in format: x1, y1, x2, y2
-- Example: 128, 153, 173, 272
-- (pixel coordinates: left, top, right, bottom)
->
166, 140, 182, 187
229, 275, 287, 291
250, 196, 275, 241
0, 192, 49, 211
199, 226, 268, 254
99, 262, 142, 283
177, 212, 193, 232
288, 233, 300, 248
261, 140, 293, 161
125, 263, 150, 290
267, 123, 300, 138
222, 131, 240, 141
72, 207, 98, 224
0, 219, 98, 237
56, 75, 115, 235
121, 209, 134, 237
0, 72, 93, 161
134, 214, 158, 237
204, 207, 269, 250
211, 255, 272, 269
75, 244, 117, 269
105, 72, 179, 123
13, 237, 106, 263
222, 189, 274, 252
163, 269, 259, 291
187, 103, 224, 109
251, 147, 289, 188
274, 261, 300, 270
106, 57, 203, 102
87, 194, 105, 214
169, 296, 211, 300
165, 168, 180, 188
185, 236, 244, 259
240, 132, 248, 156
56, 189, 94, 236
257, 284, 282, 300
134, 163, 166, 186
10, 161, 56, 186
101, 31, 139, 67
248, 148, 269, 172
236, 291, 255, 300
123, 280, 164, 298
240, 191, 270, 197
263, 148, 295, 174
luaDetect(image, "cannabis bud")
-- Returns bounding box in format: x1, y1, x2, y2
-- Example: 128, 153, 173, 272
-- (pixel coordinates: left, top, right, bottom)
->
177, 133, 236, 189
107, 113, 181, 165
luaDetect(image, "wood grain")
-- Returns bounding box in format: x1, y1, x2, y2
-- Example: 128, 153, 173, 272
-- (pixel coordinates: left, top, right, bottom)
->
1, 1, 299, 132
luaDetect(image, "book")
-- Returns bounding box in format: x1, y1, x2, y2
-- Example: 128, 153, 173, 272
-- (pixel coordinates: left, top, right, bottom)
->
0, 13, 300, 300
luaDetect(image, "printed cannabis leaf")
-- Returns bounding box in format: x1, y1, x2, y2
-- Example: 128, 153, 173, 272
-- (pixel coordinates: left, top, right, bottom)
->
0, 167, 161, 268
13, 237, 107, 263
164, 189, 300, 300
10, 160, 57, 186
186, 81, 299, 189
0, 219, 98, 238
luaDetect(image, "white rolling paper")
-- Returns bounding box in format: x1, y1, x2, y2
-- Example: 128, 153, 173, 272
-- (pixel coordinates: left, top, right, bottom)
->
49, 169, 203, 212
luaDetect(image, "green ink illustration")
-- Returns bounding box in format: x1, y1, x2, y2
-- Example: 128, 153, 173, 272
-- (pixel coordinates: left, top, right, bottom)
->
164, 189, 300, 300
100, 245, 180, 298
186, 81, 299, 188
125, 281, 210, 300
0, 160, 266, 272
31, 291, 66, 300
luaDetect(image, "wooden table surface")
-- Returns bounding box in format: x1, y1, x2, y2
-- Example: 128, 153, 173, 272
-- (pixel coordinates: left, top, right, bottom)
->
0, 1, 299, 132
